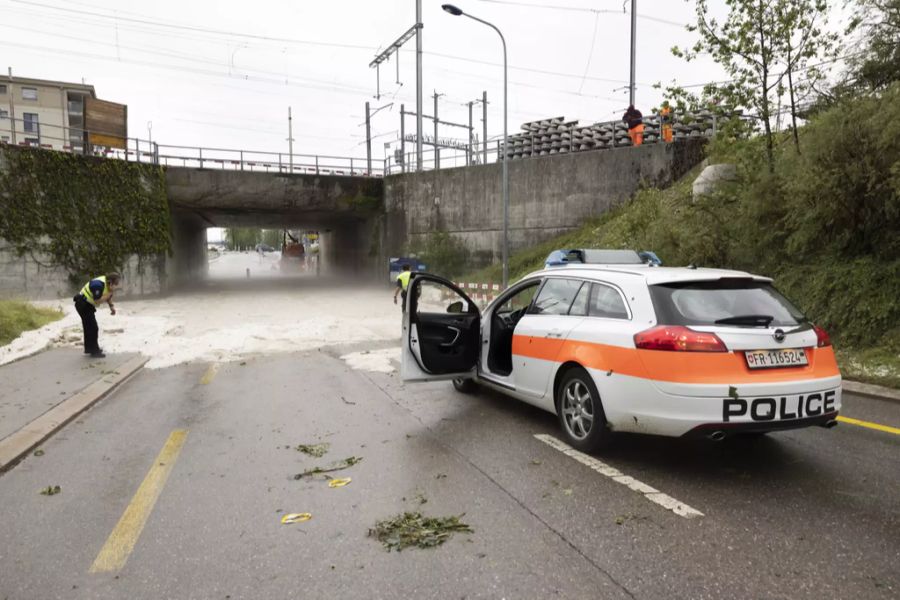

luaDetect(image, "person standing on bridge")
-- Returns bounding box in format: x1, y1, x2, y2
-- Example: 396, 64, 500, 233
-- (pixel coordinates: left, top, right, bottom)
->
74, 272, 120, 358
660, 102, 674, 143
393, 264, 412, 312
622, 105, 644, 146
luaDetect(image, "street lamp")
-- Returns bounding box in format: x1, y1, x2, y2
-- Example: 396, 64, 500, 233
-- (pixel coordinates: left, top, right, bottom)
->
442, 3, 510, 289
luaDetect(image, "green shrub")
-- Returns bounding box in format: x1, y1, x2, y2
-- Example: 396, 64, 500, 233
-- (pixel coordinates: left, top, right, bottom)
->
408, 231, 471, 280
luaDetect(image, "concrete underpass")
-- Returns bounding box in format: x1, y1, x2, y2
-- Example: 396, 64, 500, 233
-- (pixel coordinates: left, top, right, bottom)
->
165, 167, 385, 287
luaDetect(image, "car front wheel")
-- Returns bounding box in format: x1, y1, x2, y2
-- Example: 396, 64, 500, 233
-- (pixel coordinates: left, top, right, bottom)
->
556, 368, 611, 452
452, 378, 478, 394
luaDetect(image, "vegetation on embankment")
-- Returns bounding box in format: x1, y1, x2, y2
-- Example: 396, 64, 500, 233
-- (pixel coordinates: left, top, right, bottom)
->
465, 84, 900, 388
0, 146, 171, 283
0, 300, 63, 347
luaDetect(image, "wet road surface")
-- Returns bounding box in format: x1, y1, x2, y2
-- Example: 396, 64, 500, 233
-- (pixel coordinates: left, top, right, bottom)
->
0, 346, 897, 599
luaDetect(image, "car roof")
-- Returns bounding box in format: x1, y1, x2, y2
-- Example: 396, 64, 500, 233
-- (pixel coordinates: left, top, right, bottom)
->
523, 263, 773, 285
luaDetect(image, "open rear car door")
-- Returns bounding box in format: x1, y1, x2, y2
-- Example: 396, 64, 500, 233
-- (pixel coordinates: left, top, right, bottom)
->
401, 273, 481, 382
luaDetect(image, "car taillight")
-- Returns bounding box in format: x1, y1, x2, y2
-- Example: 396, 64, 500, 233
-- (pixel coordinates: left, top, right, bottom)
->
813, 324, 831, 347
634, 325, 727, 352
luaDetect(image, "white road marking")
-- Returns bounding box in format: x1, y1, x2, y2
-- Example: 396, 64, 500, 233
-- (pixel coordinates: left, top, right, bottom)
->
534, 433, 705, 519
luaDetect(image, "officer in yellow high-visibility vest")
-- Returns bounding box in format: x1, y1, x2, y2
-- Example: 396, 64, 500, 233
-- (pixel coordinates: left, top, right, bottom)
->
393, 264, 412, 311
73, 272, 120, 358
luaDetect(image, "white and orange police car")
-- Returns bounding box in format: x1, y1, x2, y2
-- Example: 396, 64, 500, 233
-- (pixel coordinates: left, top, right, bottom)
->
401, 250, 841, 451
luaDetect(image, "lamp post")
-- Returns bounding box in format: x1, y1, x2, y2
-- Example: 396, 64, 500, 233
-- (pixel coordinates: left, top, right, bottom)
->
442, 3, 509, 289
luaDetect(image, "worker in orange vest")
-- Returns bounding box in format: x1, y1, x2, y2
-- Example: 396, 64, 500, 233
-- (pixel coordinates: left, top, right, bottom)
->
622, 105, 644, 146
660, 102, 674, 143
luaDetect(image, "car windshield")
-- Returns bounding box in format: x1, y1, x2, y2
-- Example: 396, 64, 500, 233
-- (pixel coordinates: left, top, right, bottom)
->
648, 279, 807, 327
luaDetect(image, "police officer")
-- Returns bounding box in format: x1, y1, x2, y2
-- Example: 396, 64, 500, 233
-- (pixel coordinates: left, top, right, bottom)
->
74, 272, 120, 358
393, 264, 412, 311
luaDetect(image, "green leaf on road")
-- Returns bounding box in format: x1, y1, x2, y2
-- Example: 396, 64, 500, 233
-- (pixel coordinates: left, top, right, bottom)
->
369, 512, 473, 552
40, 485, 61, 496
293, 456, 362, 480
295, 443, 330, 458
33, 449, 45, 457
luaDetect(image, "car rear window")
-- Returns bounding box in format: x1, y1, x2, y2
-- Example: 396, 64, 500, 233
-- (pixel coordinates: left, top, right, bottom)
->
648, 279, 806, 327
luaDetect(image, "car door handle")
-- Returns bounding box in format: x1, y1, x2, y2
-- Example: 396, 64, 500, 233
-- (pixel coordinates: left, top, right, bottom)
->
545, 330, 563, 338
440, 326, 461, 347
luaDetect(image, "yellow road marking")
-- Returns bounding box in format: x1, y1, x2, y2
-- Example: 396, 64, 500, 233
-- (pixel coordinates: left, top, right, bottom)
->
837, 416, 900, 435
89, 429, 188, 573
199, 363, 219, 385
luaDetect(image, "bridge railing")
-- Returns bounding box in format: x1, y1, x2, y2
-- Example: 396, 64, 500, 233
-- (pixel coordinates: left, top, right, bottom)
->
384, 110, 722, 173
0, 117, 385, 176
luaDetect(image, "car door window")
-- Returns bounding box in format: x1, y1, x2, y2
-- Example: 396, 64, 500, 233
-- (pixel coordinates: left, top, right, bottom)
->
416, 280, 475, 315
568, 282, 590, 316
531, 279, 583, 315
588, 283, 629, 319
497, 282, 539, 315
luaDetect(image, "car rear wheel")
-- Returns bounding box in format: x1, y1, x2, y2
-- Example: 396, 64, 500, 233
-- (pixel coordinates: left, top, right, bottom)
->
556, 368, 611, 452
452, 378, 478, 394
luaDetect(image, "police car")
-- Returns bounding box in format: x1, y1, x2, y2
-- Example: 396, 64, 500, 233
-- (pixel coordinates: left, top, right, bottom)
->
401, 250, 841, 451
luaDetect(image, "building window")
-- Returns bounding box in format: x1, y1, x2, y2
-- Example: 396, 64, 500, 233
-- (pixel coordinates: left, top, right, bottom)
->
22, 87, 38, 100
0, 84, 7, 94
24, 137, 39, 146
1, 135, 9, 143
24, 113, 39, 133
0, 109, 8, 119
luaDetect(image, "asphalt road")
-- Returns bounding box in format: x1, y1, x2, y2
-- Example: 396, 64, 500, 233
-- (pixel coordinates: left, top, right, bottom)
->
0, 346, 897, 599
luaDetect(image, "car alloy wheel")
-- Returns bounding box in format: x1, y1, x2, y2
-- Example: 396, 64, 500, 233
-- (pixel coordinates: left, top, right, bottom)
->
562, 379, 595, 440
556, 367, 611, 452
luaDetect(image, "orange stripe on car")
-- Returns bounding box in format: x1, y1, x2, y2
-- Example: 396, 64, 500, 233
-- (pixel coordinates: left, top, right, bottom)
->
512, 335, 840, 384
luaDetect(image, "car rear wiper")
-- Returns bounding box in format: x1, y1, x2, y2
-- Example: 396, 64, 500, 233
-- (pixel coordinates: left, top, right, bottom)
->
714, 314, 775, 327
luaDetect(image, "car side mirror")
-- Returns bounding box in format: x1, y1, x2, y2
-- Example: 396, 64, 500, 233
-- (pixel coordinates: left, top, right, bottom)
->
447, 300, 464, 314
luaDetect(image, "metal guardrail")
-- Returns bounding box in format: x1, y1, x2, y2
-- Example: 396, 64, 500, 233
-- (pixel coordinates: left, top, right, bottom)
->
0, 116, 386, 177
0, 110, 719, 177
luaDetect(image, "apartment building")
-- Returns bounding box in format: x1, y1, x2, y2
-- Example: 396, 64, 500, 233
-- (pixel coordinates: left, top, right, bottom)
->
0, 73, 97, 151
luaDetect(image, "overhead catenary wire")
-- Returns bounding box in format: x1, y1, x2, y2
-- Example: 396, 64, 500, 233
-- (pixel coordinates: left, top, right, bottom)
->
473, 0, 687, 27
7, 0, 378, 50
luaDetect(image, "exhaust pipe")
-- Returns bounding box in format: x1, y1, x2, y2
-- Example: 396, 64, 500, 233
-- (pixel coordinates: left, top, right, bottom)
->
707, 430, 726, 442
822, 419, 838, 429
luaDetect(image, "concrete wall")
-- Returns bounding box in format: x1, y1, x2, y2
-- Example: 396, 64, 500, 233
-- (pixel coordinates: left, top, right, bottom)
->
382, 138, 705, 265
0, 242, 166, 301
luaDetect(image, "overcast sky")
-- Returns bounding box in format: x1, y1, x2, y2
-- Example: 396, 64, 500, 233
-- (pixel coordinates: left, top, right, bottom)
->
2, 0, 850, 165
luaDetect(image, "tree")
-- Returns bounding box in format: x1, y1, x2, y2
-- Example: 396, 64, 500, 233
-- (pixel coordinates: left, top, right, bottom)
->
673, 0, 837, 170
674, 1, 783, 171
224, 228, 262, 251
773, 0, 839, 153
844, 0, 900, 92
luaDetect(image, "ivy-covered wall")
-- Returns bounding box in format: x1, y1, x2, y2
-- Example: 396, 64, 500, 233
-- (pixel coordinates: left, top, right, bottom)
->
0, 146, 171, 287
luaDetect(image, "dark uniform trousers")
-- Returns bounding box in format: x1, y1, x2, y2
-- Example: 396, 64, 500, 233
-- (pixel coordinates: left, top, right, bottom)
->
74, 295, 100, 354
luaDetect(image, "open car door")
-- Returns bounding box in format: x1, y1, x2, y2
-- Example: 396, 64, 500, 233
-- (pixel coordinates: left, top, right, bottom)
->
401, 273, 481, 382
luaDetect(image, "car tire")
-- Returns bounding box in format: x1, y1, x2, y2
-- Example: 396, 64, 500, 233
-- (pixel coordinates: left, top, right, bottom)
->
452, 378, 478, 394
556, 367, 611, 452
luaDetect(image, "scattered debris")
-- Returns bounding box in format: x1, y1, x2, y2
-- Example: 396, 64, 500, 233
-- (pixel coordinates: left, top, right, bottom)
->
530, 459, 542, 466
562, 488, 574, 496
368, 512, 473, 551
239, 361, 247, 366
435, 473, 447, 479
340, 395, 356, 405
293, 456, 363, 480
281, 513, 312, 524
415, 492, 428, 505
328, 477, 352, 488
33, 449, 45, 457
40, 485, 61, 496
614, 513, 649, 526
295, 443, 330, 458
